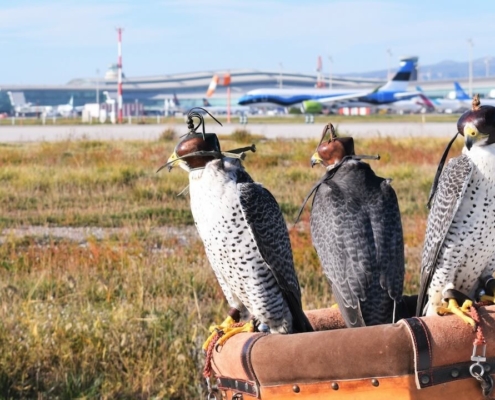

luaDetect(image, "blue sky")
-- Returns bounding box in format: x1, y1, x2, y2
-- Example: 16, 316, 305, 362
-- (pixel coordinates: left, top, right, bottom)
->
1, 0, 495, 84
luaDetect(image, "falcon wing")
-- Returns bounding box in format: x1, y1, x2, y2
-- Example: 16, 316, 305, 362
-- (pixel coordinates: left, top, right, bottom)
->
238, 181, 313, 333
311, 176, 376, 327
373, 180, 405, 302
416, 154, 473, 316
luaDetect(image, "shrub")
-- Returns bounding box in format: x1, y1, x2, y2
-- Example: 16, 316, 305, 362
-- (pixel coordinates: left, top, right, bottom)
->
158, 128, 177, 142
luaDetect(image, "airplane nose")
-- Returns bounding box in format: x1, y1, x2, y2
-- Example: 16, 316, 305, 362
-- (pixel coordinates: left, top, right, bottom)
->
238, 96, 249, 105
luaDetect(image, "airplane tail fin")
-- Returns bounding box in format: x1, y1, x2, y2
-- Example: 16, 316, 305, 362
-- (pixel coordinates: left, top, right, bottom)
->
378, 57, 418, 92
69, 96, 74, 107
206, 75, 219, 97
415, 86, 437, 110
454, 82, 470, 100
418, 93, 436, 109
202, 98, 212, 107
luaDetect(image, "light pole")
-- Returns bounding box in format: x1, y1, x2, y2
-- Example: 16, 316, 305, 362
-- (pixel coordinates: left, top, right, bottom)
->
328, 56, 333, 90
467, 38, 474, 97
279, 62, 283, 89
386, 48, 393, 79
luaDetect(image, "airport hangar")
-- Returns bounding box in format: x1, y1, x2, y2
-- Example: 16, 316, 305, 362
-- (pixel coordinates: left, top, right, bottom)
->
1, 65, 495, 115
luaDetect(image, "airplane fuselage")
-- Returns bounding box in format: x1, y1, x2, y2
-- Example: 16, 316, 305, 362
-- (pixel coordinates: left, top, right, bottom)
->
238, 89, 417, 107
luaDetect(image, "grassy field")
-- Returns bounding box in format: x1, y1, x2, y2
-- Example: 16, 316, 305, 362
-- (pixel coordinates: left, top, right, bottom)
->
0, 129, 463, 399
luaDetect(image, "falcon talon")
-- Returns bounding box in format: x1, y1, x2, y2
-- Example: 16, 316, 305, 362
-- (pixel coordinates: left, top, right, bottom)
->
215, 343, 223, 353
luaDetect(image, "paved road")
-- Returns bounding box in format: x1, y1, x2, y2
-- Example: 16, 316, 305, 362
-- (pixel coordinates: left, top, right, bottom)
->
0, 121, 457, 142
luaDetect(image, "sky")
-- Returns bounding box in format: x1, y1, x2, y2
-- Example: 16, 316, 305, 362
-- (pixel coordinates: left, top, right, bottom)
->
1, 0, 495, 85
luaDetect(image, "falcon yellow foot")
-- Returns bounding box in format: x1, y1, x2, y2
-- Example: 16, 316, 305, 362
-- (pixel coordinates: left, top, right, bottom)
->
216, 320, 254, 348
437, 299, 475, 327
202, 315, 237, 351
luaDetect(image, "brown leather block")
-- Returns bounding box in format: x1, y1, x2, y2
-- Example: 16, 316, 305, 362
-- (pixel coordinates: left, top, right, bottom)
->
211, 305, 495, 399
250, 322, 412, 384
305, 307, 346, 331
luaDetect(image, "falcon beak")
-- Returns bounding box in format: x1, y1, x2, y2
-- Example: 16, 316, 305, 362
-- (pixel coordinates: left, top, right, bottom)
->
311, 152, 323, 168
157, 151, 180, 173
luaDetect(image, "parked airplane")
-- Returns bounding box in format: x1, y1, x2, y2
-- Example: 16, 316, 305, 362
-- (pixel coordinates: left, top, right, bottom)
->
13, 102, 55, 117
417, 82, 474, 113
57, 96, 84, 117
384, 93, 435, 114
9, 93, 83, 117
163, 92, 186, 115
451, 82, 495, 107
237, 57, 419, 109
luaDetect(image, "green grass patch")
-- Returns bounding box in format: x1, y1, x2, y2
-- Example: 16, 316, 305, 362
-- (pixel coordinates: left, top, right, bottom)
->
0, 134, 463, 397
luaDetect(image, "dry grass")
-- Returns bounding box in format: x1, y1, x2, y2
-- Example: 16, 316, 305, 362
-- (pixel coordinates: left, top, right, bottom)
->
0, 133, 463, 398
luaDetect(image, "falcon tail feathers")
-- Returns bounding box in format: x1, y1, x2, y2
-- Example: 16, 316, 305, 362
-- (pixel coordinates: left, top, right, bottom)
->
285, 293, 314, 333
332, 288, 366, 328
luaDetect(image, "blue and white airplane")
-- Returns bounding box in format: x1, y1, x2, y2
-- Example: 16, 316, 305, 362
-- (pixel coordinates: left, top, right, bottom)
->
450, 82, 495, 106
418, 82, 495, 113
238, 57, 419, 108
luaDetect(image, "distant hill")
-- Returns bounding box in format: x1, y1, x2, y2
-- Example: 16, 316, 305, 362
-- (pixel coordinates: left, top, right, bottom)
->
344, 57, 495, 80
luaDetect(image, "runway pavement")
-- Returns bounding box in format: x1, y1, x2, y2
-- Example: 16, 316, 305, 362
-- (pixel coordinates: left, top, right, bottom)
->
0, 121, 457, 143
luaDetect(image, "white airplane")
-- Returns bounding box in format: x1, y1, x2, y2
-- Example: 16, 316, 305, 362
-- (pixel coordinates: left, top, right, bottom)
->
237, 57, 420, 110
418, 82, 494, 114
57, 96, 84, 117
7, 91, 52, 116
451, 82, 495, 107
8, 92, 82, 117
385, 93, 436, 114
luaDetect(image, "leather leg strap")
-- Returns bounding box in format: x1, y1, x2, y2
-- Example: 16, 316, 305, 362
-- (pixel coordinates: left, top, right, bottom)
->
401, 317, 433, 388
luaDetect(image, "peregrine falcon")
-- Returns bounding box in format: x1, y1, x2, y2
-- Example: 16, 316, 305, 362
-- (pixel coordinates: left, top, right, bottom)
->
417, 95, 495, 324
305, 123, 405, 327
161, 110, 313, 347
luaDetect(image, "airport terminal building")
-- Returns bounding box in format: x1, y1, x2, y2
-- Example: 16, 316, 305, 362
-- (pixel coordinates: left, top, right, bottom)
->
0, 65, 382, 115
1, 64, 494, 115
